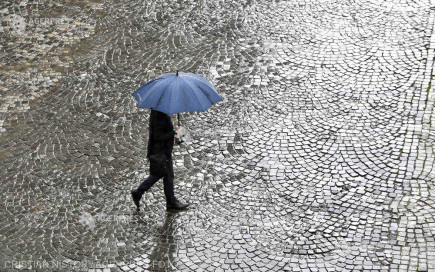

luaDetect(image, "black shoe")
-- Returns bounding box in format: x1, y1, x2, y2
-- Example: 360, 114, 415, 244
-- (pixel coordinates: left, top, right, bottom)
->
166, 199, 190, 211
131, 190, 141, 210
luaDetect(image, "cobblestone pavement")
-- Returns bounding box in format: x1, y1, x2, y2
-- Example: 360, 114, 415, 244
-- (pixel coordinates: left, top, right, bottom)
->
1, 0, 435, 271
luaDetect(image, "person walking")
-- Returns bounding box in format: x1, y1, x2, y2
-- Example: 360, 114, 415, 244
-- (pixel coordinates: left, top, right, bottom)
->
131, 70, 221, 211
131, 109, 190, 211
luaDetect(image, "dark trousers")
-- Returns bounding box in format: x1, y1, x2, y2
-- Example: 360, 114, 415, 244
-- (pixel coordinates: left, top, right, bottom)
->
137, 154, 176, 204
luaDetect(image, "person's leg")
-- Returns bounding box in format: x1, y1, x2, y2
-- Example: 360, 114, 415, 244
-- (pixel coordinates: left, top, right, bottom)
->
132, 174, 160, 210
163, 155, 176, 204
137, 174, 159, 196
163, 155, 189, 210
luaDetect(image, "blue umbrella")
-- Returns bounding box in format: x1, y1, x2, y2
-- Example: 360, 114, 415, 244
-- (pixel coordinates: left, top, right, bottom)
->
132, 71, 222, 119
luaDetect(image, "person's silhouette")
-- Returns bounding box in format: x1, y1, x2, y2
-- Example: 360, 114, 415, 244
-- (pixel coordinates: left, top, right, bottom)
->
131, 109, 189, 211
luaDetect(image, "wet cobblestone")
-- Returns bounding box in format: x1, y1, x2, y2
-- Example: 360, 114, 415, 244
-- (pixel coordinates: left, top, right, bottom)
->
1, 0, 434, 271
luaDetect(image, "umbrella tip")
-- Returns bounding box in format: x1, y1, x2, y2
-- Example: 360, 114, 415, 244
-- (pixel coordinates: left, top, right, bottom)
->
176, 70, 179, 76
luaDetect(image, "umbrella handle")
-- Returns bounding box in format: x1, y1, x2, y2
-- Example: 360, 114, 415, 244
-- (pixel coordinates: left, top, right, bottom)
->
177, 113, 181, 127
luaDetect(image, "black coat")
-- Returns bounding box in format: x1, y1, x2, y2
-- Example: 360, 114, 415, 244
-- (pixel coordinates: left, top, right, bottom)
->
146, 109, 176, 159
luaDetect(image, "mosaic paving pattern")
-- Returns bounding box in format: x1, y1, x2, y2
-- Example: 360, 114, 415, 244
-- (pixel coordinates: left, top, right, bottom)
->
1, 0, 434, 271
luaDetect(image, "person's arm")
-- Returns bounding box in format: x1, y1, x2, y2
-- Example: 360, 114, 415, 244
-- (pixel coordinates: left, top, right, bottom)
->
153, 114, 176, 141
154, 128, 176, 141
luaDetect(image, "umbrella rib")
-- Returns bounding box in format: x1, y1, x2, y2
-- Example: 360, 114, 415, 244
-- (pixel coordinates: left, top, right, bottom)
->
180, 80, 188, 114
182, 74, 220, 104
182, 74, 215, 90
191, 80, 214, 103
182, 77, 208, 112
155, 83, 170, 110
150, 78, 175, 111
167, 79, 180, 115
136, 77, 166, 107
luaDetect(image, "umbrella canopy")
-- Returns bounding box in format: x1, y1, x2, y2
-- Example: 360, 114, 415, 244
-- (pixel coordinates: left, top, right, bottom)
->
132, 71, 222, 115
